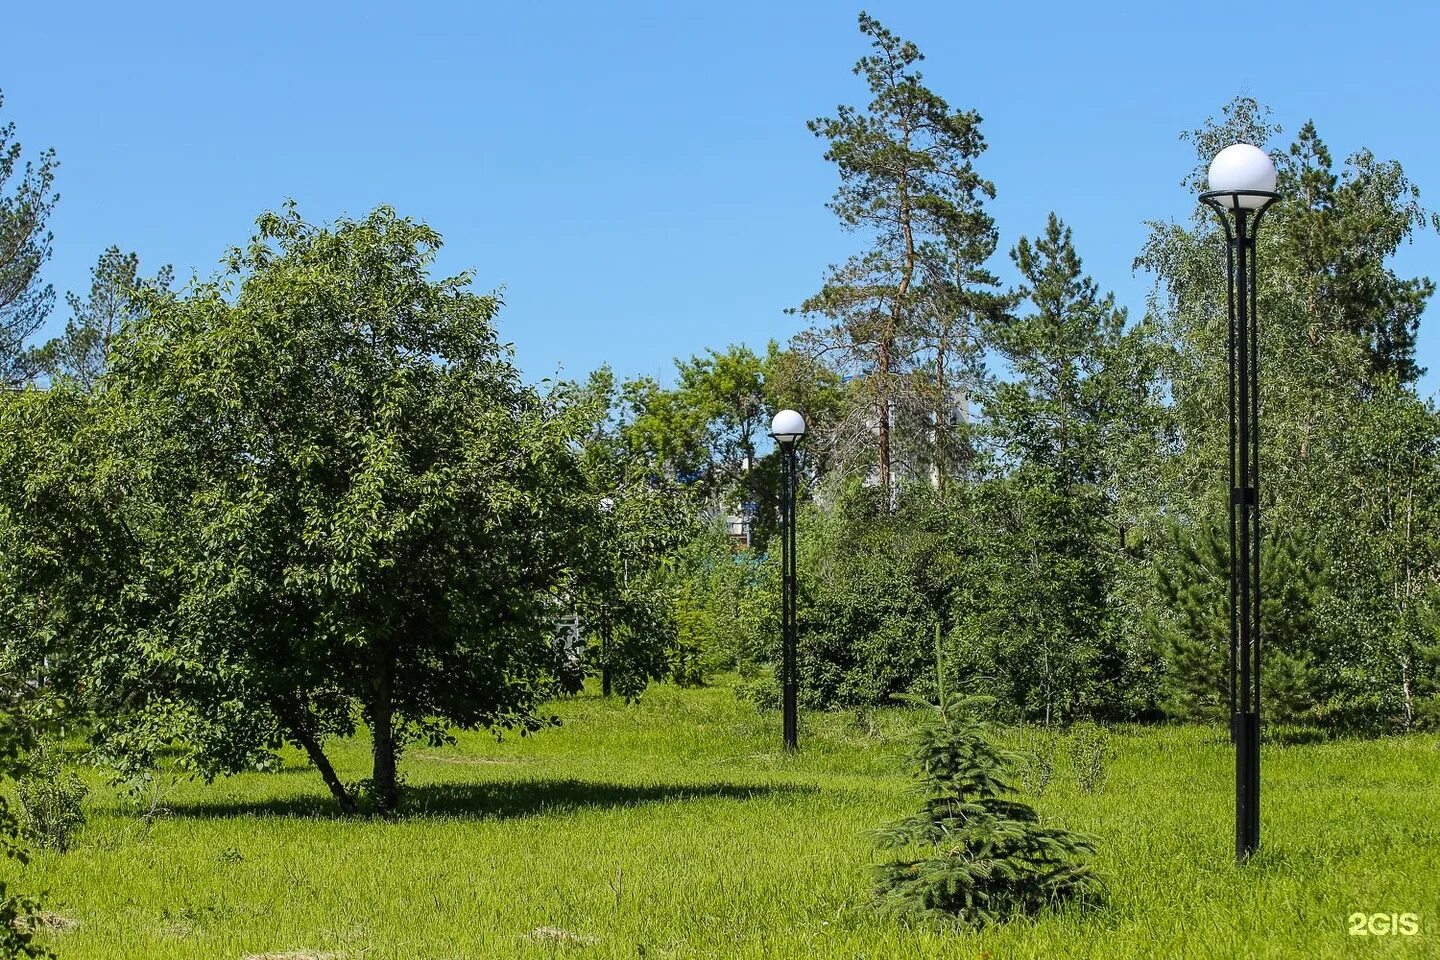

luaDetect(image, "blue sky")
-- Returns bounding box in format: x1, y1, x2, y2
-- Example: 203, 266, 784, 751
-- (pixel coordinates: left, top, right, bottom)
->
4, 1, 1439, 394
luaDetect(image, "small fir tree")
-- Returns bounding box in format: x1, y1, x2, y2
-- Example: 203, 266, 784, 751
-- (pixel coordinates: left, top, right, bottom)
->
876, 636, 1105, 924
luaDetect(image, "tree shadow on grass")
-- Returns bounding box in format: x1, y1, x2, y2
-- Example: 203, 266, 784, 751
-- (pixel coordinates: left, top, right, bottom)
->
165, 777, 816, 822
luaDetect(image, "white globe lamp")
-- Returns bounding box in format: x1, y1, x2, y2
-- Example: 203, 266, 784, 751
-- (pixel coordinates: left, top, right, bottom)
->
770, 409, 806, 447
1206, 144, 1278, 210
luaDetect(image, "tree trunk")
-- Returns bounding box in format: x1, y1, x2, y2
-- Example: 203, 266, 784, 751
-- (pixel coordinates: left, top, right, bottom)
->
371, 654, 399, 813
290, 721, 358, 815
303, 737, 358, 816
877, 336, 892, 502
934, 329, 949, 495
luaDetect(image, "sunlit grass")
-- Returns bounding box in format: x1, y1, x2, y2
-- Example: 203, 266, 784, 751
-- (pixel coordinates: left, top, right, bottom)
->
10, 678, 1440, 958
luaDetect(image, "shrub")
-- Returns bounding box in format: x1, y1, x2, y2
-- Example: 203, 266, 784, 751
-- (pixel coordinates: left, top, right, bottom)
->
16, 743, 88, 852
1067, 721, 1115, 793
1, 712, 47, 958
1017, 726, 1060, 796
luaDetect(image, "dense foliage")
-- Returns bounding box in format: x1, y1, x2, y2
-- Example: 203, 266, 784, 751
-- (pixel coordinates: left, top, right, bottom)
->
646, 28, 1440, 737
0, 206, 659, 813
0, 709, 46, 959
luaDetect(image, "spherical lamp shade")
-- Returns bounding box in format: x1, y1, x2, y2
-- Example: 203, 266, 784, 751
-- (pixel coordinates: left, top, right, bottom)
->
1207, 144, 1278, 209
770, 409, 806, 445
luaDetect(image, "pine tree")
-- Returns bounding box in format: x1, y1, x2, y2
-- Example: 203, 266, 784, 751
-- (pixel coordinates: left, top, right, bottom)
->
798, 13, 999, 497
26, 246, 171, 389
1150, 519, 1329, 725
875, 641, 1104, 924
975, 214, 1157, 720
0, 89, 58, 388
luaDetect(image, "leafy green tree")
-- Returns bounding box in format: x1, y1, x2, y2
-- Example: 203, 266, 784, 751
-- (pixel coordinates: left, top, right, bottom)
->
1136, 98, 1440, 731
619, 373, 709, 486
593, 343, 844, 692
570, 366, 698, 692
27, 246, 172, 389
668, 522, 775, 685
586, 486, 697, 693
876, 682, 1104, 924
0, 205, 638, 813
620, 344, 770, 516
950, 477, 1117, 722
1280, 121, 1435, 384
0, 90, 58, 387
616, 341, 842, 552
794, 479, 957, 708
675, 345, 768, 481
798, 13, 998, 497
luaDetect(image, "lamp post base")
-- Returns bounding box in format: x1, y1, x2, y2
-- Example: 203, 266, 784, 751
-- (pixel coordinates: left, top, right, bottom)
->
1234, 710, 1260, 861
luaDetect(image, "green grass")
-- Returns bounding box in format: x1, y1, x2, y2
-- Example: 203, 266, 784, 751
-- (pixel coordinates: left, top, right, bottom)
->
11, 679, 1440, 959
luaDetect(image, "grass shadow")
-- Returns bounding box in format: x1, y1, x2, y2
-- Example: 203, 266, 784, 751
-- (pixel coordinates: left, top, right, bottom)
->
165, 777, 816, 822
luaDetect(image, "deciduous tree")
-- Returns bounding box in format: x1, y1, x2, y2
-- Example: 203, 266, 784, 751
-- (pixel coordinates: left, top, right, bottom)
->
0, 205, 639, 813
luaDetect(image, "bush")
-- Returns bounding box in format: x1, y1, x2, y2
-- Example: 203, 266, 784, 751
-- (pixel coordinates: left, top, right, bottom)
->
1016, 726, 1060, 796
16, 743, 87, 852
1067, 722, 1114, 793
1, 711, 47, 959
670, 529, 775, 687
794, 482, 947, 709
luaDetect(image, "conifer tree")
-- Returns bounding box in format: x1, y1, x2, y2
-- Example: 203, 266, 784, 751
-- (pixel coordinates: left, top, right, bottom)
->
1151, 519, 1331, 726
798, 13, 999, 497
0, 89, 58, 388
875, 639, 1104, 923
973, 214, 1158, 720
26, 246, 171, 389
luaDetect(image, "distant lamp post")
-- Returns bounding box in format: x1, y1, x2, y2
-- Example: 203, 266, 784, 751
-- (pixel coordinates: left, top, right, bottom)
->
598, 496, 616, 697
1199, 143, 1280, 863
770, 409, 806, 752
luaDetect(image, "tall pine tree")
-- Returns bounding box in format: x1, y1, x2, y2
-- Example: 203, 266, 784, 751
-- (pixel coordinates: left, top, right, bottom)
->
798, 13, 998, 498
0, 89, 58, 388
973, 215, 1157, 720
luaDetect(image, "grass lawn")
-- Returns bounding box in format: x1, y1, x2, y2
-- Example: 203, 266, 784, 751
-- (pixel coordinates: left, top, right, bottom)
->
13, 678, 1440, 959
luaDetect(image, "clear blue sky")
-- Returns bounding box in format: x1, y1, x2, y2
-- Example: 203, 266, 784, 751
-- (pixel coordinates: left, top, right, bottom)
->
4, 1, 1439, 394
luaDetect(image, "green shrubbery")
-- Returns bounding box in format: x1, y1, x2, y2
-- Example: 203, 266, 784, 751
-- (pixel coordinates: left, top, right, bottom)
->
0, 712, 47, 959
16, 742, 87, 852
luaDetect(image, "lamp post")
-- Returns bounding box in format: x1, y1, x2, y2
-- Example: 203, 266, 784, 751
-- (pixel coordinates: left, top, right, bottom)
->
598, 496, 616, 697
770, 409, 806, 752
1199, 143, 1280, 863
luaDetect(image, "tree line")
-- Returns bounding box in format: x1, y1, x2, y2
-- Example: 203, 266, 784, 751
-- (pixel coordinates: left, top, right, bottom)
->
597, 21, 1440, 735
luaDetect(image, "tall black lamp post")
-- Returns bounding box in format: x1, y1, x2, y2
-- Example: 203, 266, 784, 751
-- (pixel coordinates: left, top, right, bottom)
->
770, 408, 806, 752
1199, 143, 1280, 863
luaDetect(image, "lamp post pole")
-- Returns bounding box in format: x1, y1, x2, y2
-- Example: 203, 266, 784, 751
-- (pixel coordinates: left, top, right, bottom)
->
1200, 144, 1280, 863
598, 496, 616, 697
770, 409, 807, 752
